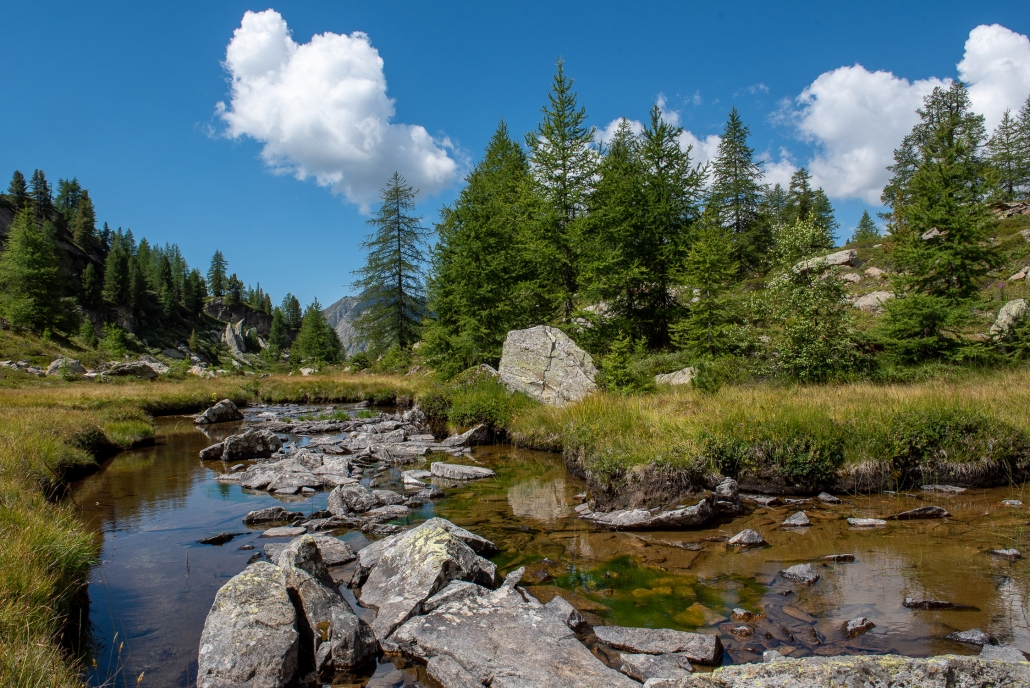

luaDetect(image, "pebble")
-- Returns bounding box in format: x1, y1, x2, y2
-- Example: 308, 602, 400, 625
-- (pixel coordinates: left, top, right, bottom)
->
989, 548, 1021, 560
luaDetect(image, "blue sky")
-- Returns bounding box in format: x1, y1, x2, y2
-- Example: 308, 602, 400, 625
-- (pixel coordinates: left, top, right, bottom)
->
2, 1, 1029, 308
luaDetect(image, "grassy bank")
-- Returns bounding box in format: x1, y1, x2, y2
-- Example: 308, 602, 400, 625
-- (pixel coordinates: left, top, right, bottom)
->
0, 370, 427, 686
507, 366, 1030, 503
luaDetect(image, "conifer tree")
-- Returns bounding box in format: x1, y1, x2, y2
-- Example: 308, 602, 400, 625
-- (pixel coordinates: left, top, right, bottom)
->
7, 171, 27, 209
423, 121, 540, 375
267, 306, 290, 357
183, 269, 206, 314
102, 235, 130, 305
0, 209, 64, 331
987, 108, 1029, 201
784, 167, 838, 243
79, 318, 99, 349
261, 292, 272, 314
671, 215, 739, 358
80, 263, 102, 309
72, 190, 97, 251
29, 170, 52, 216
224, 274, 243, 305
524, 60, 598, 318
129, 255, 148, 314
281, 293, 303, 330
761, 183, 789, 228
880, 82, 997, 360
710, 107, 767, 269
55, 178, 83, 222
290, 298, 343, 363
207, 250, 227, 298
848, 210, 880, 244
351, 172, 430, 350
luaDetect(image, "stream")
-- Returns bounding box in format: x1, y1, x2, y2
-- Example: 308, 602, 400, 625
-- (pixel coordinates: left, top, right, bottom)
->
71, 406, 1030, 687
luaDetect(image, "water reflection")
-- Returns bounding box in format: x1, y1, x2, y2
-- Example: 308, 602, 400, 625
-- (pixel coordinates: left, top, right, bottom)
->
72, 420, 1030, 687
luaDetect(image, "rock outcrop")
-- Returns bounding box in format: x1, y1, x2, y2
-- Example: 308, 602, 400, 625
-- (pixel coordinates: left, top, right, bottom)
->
208, 428, 282, 461
991, 299, 1028, 337
792, 249, 857, 275
46, 358, 86, 377
655, 367, 697, 386
195, 399, 245, 425
498, 325, 597, 406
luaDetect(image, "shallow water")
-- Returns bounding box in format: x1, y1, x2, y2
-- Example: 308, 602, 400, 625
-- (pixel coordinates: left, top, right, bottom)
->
72, 413, 1030, 686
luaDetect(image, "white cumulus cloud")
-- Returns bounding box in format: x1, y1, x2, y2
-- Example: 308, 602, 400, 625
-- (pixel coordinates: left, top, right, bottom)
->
597, 95, 721, 171
217, 9, 458, 210
959, 24, 1030, 131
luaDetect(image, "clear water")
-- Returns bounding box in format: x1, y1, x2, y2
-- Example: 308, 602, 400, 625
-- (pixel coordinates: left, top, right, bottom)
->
71, 413, 1030, 686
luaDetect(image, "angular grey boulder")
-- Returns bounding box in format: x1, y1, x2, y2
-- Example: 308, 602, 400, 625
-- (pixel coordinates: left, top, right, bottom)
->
991, 299, 1028, 337
792, 249, 857, 275
781, 511, 810, 527
196, 561, 299, 688
780, 563, 820, 585
441, 424, 491, 447
728, 529, 765, 546
544, 594, 587, 632
222, 428, 283, 461
242, 505, 297, 524
594, 626, 722, 665
618, 652, 693, 682
195, 399, 245, 424
498, 325, 598, 406
46, 358, 86, 377
331, 484, 379, 513
199, 443, 225, 460
817, 492, 842, 504
844, 617, 875, 638
431, 462, 496, 481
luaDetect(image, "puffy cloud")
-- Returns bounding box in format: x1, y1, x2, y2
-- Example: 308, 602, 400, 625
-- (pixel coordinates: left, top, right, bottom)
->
597, 95, 720, 170
959, 24, 1030, 131
787, 24, 1030, 204
679, 130, 721, 168
217, 10, 458, 210
793, 66, 945, 203
759, 148, 797, 189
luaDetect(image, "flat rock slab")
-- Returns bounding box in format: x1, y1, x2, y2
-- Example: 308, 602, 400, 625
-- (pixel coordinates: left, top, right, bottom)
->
903, 597, 980, 611
780, 564, 820, 585
946, 628, 993, 646
889, 506, 950, 520
981, 644, 1027, 662
848, 518, 887, 528
619, 652, 693, 682
431, 463, 496, 481
1002, 499, 1023, 507
671, 654, 1030, 687
391, 587, 638, 687
921, 484, 966, 494
594, 626, 722, 665
823, 554, 856, 562
243, 506, 301, 524
585, 498, 715, 531
260, 526, 307, 538
197, 561, 298, 687
728, 529, 765, 546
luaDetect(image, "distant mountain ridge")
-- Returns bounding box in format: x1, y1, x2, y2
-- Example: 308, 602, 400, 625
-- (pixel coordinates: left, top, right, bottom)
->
323, 295, 366, 356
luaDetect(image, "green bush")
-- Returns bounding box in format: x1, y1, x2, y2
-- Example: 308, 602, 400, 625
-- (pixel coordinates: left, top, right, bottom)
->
416, 365, 536, 429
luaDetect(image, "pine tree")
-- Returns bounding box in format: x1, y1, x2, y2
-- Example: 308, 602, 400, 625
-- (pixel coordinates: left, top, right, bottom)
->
524, 59, 598, 318
102, 234, 131, 305
710, 107, 767, 269
55, 178, 83, 222
423, 121, 541, 375
1018, 95, 1030, 201
99, 223, 113, 255
351, 172, 430, 350
72, 190, 97, 251
880, 82, 997, 360
29, 170, 52, 217
291, 299, 343, 363
267, 306, 290, 357
848, 210, 880, 244
261, 292, 272, 314
7, 171, 27, 209
671, 215, 739, 357
224, 274, 243, 305
80, 263, 102, 308
79, 318, 99, 349
988, 108, 1029, 201
0, 209, 64, 331
281, 293, 303, 330
129, 255, 148, 314
207, 250, 227, 298
761, 183, 789, 228
183, 269, 206, 314
785, 167, 838, 243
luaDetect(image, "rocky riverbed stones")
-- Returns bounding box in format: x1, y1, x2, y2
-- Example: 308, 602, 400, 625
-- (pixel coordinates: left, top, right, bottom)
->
889, 505, 950, 520
594, 626, 722, 665
440, 424, 490, 447
216, 428, 282, 461
498, 325, 598, 406
727, 529, 766, 546
243, 505, 301, 524
848, 518, 887, 528
946, 628, 993, 646
903, 597, 980, 611
990, 548, 1021, 560
780, 564, 820, 585
922, 484, 965, 494
196, 561, 299, 687
844, 617, 875, 638
781, 511, 810, 527
817, 492, 842, 504
260, 526, 307, 538
195, 399, 245, 424
430, 462, 496, 481
618, 652, 694, 682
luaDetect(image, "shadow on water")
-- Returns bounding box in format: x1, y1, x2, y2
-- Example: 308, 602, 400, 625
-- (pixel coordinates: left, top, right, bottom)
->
71, 415, 1030, 686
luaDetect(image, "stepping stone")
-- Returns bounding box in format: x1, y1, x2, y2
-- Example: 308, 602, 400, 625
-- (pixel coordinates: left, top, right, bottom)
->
430, 463, 496, 480
921, 484, 965, 494
780, 564, 819, 585
903, 597, 980, 611
259, 526, 307, 538
817, 492, 842, 504
823, 554, 856, 562
888, 506, 949, 520
593, 626, 723, 665
946, 628, 993, 646
727, 529, 765, 546
781, 511, 810, 527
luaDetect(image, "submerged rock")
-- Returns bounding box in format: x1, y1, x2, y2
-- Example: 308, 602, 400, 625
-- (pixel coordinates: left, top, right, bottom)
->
903, 597, 980, 611
889, 506, 950, 520
431, 462, 496, 481
847, 518, 887, 528
844, 617, 875, 638
990, 548, 1021, 560
593, 626, 722, 665
823, 553, 856, 562
195, 399, 245, 424
584, 497, 715, 531
817, 492, 842, 504
780, 564, 819, 585
921, 484, 966, 494
498, 325, 598, 406
946, 628, 993, 646
196, 561, 299, 688
781, 511, 810, 527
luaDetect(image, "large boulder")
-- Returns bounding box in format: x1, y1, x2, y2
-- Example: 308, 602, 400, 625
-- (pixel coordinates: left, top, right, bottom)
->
391, 582, 639, 687
356, 520, 489, 641
222, 429, 283, 461
853, 290, 894, 313
276, 536, 376, 682
991, 299, 1028, 337
195, 399, 245, 425
46, 358, 86, 377
655, 367, 696, 386
103, 361, 158, 379
196, 561, 299, 688
792, 249, 857, 275
498, 325, 597, 406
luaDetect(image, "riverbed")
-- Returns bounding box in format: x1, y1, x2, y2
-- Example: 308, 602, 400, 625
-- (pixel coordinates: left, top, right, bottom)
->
72, 409, 1030, 686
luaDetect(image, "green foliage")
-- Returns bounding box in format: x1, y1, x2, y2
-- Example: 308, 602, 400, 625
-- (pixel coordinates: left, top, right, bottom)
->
78, 318, 99, 349
423, 121, 544, 377
597, 334, 653, 394
352, 172, 430, 350
290, 298, 343, 364
267, 307, 290, 358
877, 294, 966, 363
6, 170, 27, 209
71, 190, 97, 251
769, 217, 834, 267
418, 365, 536, 428
709, 107, 769, 270
281, 293, 302, 330
102, 324, 129, 356
28, 170, 52, 216
783, 167, 838, 240
0, 209, 65, 332
79, 263, 102, 309
373, 345, 413, 374
848, 210, 881, 244
102, 234, 130, 305
524, 60, 598, 318
671, 217, 739, 358
987, 100, 1030, 201
207, 250, 227, 298
769, 268, 857, 382
184, 269, 206, 314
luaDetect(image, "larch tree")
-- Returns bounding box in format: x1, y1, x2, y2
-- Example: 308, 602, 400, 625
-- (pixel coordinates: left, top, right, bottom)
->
524, 59, 598, 319
291, 298, 343, 363
351, 172, 430, 351
709, 107, 767, 270
7, 171, 28, 209
0, 208, 64, 331
72, 190, 97, 251
848, 210, 880, 244
207, 250, 227, 298
987, 106, 1029, 201
29, 169, 52, 217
